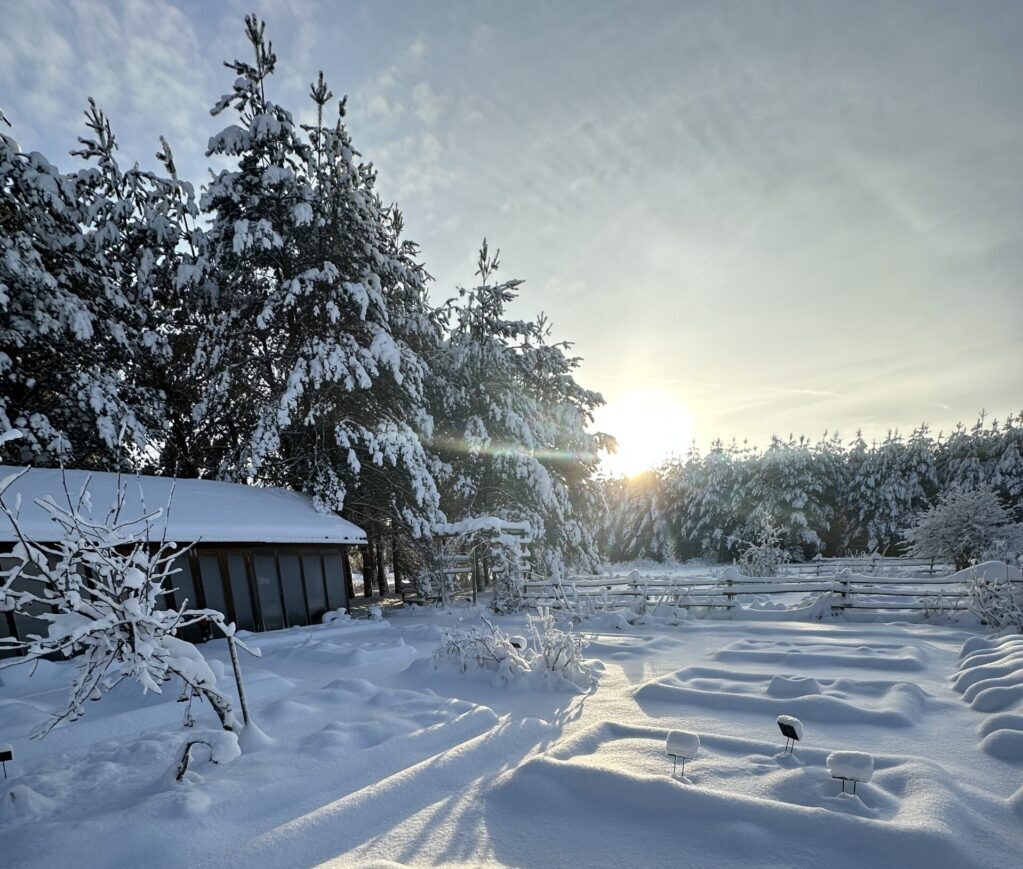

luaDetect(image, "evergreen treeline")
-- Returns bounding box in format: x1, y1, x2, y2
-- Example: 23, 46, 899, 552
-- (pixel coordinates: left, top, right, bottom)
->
0, 17, 606, 579
599, 417, 1023, 564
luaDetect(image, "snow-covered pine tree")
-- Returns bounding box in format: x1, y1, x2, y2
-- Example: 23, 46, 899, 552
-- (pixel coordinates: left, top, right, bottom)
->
737, 435, 831, 560
193, 17, 441, 539
992, 412, 1023, 520
813, 431, 851, 554
0, 105, 173, 469
905, 486, 1023, 570
598, 470, 670, 562
427, 241, 607, 580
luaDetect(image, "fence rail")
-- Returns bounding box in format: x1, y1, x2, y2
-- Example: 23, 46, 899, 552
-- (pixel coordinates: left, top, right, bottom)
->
523, 566, 1017, 616
779, 556, 953, 577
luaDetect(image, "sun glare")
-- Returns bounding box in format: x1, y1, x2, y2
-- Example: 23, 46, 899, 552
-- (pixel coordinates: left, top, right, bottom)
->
594, 389, 694, 478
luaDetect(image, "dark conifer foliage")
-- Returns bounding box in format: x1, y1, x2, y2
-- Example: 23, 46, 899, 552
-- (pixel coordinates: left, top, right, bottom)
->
599, 415, 1023, 563
0, 17, 607, 580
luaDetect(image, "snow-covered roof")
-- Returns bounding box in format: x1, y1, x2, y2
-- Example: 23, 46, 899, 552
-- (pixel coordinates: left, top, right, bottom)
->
0, 466, 366, 546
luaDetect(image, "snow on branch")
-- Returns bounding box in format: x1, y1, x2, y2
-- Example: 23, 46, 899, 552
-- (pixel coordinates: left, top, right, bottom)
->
0, 469, 239, 737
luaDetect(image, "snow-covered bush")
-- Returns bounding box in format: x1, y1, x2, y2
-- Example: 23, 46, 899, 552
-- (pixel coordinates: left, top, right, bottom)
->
0, 470, 239, 736
963, 570, 1023, 632
732, 512, 787, 577
905, 487, 1023, 571
435, 610, 595, 689
434, 616, 530, 680
527, 607, 595, 689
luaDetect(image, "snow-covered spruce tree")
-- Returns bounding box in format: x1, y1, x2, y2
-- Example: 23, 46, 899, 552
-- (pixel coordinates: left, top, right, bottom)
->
0, 470, 239, 736
426, 242, 608, 584
0, 106, 174, 470
846, 427, 937, 554
663, 439, 755, 561
598, 470, 671, 563
991, 413, 1023, 521
193, 18, 441, 539
737, 435, 832, 560
904, 487, 1023, 571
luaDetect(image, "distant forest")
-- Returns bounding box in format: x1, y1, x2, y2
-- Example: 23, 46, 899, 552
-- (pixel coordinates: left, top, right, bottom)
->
598, 412, 1023, 563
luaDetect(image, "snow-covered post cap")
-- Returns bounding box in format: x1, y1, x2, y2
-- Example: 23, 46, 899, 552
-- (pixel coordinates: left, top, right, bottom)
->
827, 751, 873, 790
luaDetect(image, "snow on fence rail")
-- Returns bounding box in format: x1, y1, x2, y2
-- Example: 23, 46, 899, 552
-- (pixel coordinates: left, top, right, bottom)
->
779, 556, 953, 577
522, 565, 1015, 616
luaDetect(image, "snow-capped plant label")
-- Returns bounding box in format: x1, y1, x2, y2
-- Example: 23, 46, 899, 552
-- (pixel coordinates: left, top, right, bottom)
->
666, 730, 700, 777
0, 744, 11, 779
777, 715, 804, 754
827, 751, 874, 795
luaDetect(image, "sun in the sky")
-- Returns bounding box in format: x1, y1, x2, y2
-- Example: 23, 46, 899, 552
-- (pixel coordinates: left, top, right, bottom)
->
593, 389, 695, 477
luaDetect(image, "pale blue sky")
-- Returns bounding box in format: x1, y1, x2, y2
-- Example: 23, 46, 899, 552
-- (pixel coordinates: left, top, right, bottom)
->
2, 1, 1021, 473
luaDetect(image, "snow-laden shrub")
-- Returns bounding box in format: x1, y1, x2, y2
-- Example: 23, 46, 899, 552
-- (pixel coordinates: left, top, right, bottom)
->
964, 572, 1023, 632
434, 616, 530, 680
732, 513, 788, 578
527, 607, 595, 689
172, 730, 241, 782
434, 610, 596, 689
0, 470, 240, 736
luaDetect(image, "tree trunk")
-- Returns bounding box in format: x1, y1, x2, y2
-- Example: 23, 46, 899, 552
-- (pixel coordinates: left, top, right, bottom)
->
375, 538, 388, 595
391, 537, 403, 593
342, 549, 355, 602
361, 544, 376, 598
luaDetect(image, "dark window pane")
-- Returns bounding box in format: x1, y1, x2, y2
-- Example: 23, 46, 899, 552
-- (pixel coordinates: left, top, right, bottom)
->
0, 562, 16, 657
278, 553, 308, 627
302, 554, 327, 622
198, 554, 227, 615
9, 567, 49, 644
227, 554, 256, 632
0, 612, 15, 659
167, 554, 198, 611
323, 553, 347, 612
253, 553, 284, 631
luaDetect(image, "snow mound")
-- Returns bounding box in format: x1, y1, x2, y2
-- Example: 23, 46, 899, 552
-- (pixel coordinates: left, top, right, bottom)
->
777, 715, 805, 741
951, 561, 1022, 582
486, 721, 1014, 869
955, 635, 1023, 714
767, 675, 822, 698
636, 666, 929, 727
1, 784, 57, 822
827, 751, 874, 782
979, 729, 1023, 763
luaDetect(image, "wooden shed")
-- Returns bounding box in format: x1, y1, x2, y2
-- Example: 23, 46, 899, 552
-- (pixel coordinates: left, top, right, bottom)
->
0, 467, 366, 652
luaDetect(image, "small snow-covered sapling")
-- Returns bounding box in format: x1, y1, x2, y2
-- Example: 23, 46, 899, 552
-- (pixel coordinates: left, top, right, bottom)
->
666, 730, 700, 777
827, 751, 874, 794
777, 715, 804, 754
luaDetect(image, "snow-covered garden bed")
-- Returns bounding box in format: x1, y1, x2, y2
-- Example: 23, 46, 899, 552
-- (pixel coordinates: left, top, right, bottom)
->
1, 605, 1022, 868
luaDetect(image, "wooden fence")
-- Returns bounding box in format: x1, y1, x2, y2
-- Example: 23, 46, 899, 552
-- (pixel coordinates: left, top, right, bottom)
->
779, 556, 953, 577
522, 567, 1015, 616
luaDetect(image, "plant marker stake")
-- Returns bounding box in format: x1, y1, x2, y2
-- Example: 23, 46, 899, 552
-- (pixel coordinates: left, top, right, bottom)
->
227, 634, 250, 727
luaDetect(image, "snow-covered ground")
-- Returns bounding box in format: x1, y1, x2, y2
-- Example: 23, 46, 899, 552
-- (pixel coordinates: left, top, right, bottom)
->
2, 605, 1022, 868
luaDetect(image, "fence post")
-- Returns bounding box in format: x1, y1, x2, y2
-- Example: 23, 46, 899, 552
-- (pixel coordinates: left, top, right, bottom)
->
830, 569, 847, 618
